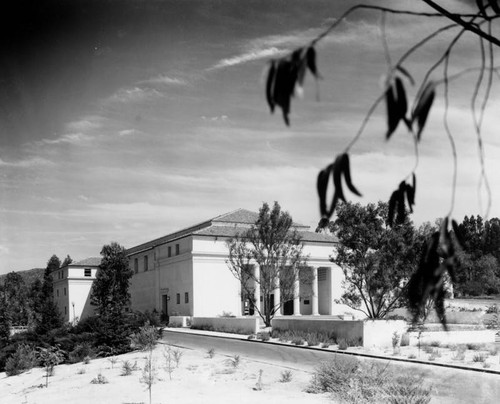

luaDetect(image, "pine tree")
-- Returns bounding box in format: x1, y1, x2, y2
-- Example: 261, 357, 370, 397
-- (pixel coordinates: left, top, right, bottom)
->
0, 289, 11, 348
35, 255, 63, 334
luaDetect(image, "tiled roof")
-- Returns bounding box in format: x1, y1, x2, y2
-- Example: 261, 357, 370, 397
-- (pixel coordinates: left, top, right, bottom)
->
72, 257, 101, 267
193, 225, 338, 243
126, 208, 334, 256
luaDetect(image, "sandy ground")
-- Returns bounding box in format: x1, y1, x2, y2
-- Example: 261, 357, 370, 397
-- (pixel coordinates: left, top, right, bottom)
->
1, 342, 331, 404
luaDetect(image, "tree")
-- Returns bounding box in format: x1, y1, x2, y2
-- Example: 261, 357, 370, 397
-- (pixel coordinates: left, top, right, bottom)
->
330, 201, 423, 319
90, 242, 133, 350
35, 255, 63, 334
61, 255, 73, 268
261, 0, 500, 326
2, 272, 30, 326
227, 202, 309, 326
0, 292, 10, 348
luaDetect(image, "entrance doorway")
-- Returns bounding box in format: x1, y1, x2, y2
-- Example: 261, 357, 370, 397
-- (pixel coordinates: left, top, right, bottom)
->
283, 300, 293, 315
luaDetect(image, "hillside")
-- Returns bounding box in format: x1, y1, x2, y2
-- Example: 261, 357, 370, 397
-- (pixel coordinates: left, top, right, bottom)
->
0, 267, 45, 286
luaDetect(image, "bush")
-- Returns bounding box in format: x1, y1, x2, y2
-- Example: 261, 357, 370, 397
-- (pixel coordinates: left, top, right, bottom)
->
292, 337, 304, 346
5, 344, 37, 376
129, 323, 159, 351
337, 338, 348, 350
473, 353, 487, 363
279, 370, 293, 383
306, 332, 321, 346
68, 342, 96, 364
121, 360, 138, 376
400, 333, 410, 347
257, 332, 270, 342
307, 357, 432, 403
307, 355, 360, 394
90, 373, 108, 384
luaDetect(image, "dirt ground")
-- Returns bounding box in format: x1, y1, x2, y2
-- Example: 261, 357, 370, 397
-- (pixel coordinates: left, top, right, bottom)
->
1, 342, 331, 404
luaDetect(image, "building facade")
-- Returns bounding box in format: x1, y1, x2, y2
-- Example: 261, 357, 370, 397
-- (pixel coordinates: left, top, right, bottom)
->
53, 257, 100, 323
127, 209, 344, 318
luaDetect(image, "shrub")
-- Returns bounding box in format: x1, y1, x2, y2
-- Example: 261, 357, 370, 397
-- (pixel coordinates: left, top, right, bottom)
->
382, 375, 432, 404
466, 343, 483, 351
337, 338, 348, 350
306, 332, 321, 346
488, 346, 498, 356
227, 355, 240, 369
307, 355, 360, 394
68, 342, 96, 364
408, 353, 417, 359
486, 304, 498, 314
292, 337, 304, 346
279, 370, 293, 383
5, 344, 37, 376
129, 323, 159, 351
172, 348, 183, 368
207, 348, 215, 359
38, 346, 65, 387
320, 342, 330, 348
473, 353, 486, 363
90, 373, 108, 384
257, 332, 270, 342
121, 360, 137, 376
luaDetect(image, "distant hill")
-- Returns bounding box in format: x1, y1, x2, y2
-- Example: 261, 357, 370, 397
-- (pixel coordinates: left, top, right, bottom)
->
0, 267, 45, 286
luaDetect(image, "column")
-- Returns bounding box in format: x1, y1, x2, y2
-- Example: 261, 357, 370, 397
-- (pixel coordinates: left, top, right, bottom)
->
311, 267, 319, 315
293, 275, 301, 316
253, 265, 260, 316
273, 274, 281, 316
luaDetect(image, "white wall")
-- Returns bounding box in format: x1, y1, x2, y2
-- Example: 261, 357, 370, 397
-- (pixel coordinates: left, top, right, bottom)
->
68, 279, 95, 322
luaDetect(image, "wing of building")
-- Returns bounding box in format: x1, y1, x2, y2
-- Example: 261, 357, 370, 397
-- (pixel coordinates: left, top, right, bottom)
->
126, 208, 344, 318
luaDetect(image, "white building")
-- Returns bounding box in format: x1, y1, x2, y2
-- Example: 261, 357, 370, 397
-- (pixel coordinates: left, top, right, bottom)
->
53, 257, 100, 323
127, 209, 344, 318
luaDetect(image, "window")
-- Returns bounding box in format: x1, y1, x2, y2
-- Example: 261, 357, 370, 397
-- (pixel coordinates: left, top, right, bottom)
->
64, 306, 67, 315
168, 246, 172, 257
134, 258, 138, 274
185, 292, 189, 304
84, 268, 91, 277
56, 289, 59, 297
175, 244, 180, 255
144, 255, 148, 271
176, 293, 180, 304
64, 288, 66, 296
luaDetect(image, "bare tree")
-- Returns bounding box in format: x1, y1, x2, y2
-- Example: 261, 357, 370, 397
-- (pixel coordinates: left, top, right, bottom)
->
226, 202, 310, 326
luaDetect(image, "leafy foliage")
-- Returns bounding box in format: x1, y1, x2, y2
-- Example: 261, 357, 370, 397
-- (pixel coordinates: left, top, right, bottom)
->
330, 201, 423, 318
226, 202, 309, 326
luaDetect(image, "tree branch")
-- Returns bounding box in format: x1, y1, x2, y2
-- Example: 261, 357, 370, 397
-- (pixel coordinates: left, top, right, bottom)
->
421, 0, 500, 47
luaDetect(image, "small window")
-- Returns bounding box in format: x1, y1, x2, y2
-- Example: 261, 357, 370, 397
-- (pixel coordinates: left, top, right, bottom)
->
134, 258, 138, 274
84, 268, 91, 277
304, 299, 310, 305
176, 293, 180, 304
64, 306, 67, 315
185, 292, 189, 304
64, 287, 66, 296
175, 244, 180, 255
144, 255, 148, 271
168, 246, 172, 257
56, 289, 59, 297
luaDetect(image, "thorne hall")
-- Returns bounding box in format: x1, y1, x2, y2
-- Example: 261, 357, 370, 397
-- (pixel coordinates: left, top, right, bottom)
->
53, 209, 345, 322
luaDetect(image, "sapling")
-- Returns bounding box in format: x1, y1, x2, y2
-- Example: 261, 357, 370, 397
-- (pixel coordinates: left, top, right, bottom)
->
37, 346, 64, 387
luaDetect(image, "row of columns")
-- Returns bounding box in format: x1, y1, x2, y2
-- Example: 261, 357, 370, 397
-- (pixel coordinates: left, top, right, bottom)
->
253, 266, 319, 316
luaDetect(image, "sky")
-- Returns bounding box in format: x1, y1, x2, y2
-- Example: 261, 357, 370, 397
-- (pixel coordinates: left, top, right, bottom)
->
1, 0, 499, 274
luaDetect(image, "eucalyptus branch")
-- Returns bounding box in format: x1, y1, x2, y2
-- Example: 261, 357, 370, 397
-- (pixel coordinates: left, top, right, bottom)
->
442, 54, 458, 218
421, 0, 500, 47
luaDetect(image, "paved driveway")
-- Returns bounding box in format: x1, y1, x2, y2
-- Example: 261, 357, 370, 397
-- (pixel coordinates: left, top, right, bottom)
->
163, 329, 500, 404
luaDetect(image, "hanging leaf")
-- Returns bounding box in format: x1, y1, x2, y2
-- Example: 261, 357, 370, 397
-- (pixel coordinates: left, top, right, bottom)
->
387, 174, 417, 226
316, 153, 362, 224
385, 77, 408, 140
306, 46, 320, 78
387, 189, 399, 227
412, 81, 436, 141
332, 155, 346, 203
341, 154, 362, 197
489, 0, 500, 14
316, 165, 332, 218
293, 48, 308, 89
272, 59, 298, 126
266, 61, 277, 113
405, 173, 416, 212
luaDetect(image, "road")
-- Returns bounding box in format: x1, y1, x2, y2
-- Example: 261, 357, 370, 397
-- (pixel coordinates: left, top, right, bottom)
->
162, 329, 500, 404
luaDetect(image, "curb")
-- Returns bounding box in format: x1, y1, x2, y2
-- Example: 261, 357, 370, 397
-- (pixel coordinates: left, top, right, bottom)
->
163, 328, 500, 376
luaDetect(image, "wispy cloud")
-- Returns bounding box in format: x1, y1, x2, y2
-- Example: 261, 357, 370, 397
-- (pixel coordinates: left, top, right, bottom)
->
138, 74, 188, 86
0, 156, 55, 168
33, 132, 90, 147
107, 86, 163, 103
208, 46, 287, 70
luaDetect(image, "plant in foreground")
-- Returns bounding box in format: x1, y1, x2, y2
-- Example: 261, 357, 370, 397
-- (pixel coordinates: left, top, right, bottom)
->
38, 346, 65, 387
90, 373, 109, 384
279, 370, 293, 383
207, 348, 215, 359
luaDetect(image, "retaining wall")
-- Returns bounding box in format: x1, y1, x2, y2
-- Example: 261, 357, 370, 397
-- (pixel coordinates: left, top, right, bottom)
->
169, 316, 191, 327
271, 317, 407, 347
191, 316, 260, 334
